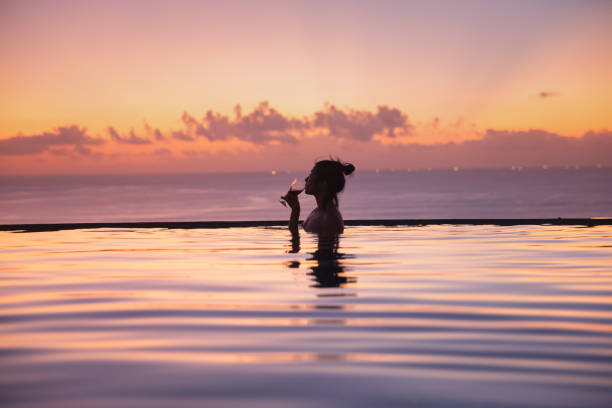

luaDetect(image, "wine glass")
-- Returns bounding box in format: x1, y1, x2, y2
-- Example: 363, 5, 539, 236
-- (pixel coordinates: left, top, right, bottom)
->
289, 178, 305, 193
280, 178, 304, 207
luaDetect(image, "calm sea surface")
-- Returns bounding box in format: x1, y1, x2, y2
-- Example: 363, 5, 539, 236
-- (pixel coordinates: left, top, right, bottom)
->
1, 225, 611, 407
0, 168, 611, 224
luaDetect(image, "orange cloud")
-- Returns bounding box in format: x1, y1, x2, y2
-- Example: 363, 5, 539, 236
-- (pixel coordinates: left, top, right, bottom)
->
0, 125, 104, 156
178, 101, 303, 144
107, 127, 153, 145
538, 91, 560, 99
171, 102, 412, 145
143, 122, 166, 141
314, 104, 412, 141
1, 103, 611, 174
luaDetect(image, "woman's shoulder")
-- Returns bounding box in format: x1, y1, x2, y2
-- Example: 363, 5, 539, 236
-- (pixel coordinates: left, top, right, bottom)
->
303, 207, 344, 235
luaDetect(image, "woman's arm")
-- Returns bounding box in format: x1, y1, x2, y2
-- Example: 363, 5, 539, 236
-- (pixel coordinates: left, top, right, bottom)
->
282, 191, 300, 234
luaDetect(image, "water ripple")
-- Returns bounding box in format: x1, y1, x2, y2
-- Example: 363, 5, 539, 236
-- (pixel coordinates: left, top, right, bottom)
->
1, 225, 611, 407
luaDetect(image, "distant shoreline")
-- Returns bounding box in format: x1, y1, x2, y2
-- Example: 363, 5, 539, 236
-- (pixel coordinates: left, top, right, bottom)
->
2, 218, 611, 232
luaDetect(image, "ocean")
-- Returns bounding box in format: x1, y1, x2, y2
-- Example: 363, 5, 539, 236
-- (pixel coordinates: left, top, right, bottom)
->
2, 168, 612, 407
0, 168, 610, 224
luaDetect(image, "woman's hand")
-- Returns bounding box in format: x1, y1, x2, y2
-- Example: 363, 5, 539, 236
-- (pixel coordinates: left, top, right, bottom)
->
281, 190, 300, 212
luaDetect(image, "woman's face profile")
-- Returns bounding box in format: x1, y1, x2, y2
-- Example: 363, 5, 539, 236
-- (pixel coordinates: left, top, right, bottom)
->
304, 168, 316, 195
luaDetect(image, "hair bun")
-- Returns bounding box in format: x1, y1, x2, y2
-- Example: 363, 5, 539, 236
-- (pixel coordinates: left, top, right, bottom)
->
342, 163, 355, 175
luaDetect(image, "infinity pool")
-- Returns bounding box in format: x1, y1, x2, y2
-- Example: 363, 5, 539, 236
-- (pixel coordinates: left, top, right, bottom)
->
1, 225, 611, 407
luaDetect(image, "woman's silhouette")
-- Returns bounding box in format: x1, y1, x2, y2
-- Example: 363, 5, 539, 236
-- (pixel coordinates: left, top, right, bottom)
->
281, 158, 355, 236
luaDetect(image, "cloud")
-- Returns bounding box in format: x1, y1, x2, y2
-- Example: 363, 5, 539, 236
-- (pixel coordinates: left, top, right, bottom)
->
4, 104, 610, 172
0, 125, 104, 155
171, 130, 195, 141
48, 144, 95, 158
144, 122, 165, 141
384, 129, 612, 168
313, 104, 412, 141
0, 103, 413, 158
175, 102, 413, 145
179, 101, 303, 144
538, 91, 560, 99
49, 148, 73, 156
153, 148, 172, 157
154, 129, 165, 141
108, 127, 152, 144
110, 103, 410, 150
235, 102, 304, 144
74, 145, 94, 156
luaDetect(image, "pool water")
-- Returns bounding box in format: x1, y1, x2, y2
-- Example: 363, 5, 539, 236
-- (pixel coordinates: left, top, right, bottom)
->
1, 225, 611, 407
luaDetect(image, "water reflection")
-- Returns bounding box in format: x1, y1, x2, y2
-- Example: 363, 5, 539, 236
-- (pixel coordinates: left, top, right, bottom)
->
3, 226, 612, 407
287, 230, 356, 288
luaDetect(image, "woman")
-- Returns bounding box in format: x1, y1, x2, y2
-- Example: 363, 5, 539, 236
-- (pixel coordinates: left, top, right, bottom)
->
282, 159, 355, 236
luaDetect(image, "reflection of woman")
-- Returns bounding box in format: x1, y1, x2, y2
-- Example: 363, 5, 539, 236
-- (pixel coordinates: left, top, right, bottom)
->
308, 235, 354, 288
287, 234, 356, 288
282, 159, 355, 236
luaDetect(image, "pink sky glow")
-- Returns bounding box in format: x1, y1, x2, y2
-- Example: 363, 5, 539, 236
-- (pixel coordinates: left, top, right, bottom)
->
1, 0, 611, 174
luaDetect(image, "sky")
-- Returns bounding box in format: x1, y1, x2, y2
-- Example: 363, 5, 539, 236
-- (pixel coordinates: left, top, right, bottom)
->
1, 0, 611, 174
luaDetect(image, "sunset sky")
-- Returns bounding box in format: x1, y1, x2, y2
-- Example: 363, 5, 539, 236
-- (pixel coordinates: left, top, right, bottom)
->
1, 0, 611, 174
